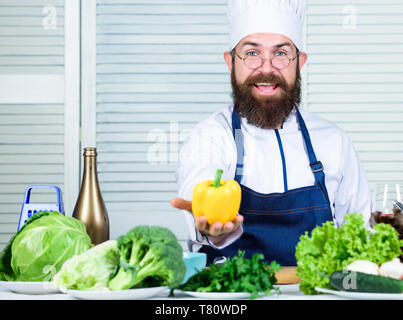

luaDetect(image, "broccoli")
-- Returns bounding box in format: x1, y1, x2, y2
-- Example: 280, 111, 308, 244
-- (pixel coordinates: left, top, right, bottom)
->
107, 225, 185, 290
148, 226, 182, 248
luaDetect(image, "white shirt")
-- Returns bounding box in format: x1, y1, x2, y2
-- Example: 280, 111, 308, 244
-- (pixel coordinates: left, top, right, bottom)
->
175, 105, 372, 252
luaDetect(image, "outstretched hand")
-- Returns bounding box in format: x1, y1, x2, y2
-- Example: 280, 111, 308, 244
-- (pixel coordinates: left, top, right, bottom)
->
170, 197, 243, 238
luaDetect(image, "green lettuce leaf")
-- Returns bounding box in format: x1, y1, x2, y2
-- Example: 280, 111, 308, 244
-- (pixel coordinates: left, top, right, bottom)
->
53, 240, 119, 291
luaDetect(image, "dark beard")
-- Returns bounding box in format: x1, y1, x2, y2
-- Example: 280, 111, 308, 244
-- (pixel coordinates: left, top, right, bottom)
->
231, 66, 301, 129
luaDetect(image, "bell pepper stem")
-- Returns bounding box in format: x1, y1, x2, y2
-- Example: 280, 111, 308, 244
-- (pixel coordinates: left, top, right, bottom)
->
213, 169, 223, 188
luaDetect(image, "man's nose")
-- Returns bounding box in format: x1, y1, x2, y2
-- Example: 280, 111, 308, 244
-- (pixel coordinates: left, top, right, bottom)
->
258, 57, 275, 73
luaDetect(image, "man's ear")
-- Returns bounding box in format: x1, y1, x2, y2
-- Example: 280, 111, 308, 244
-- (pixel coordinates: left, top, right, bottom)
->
298, 51, 307, 70
224, 51, 233, 73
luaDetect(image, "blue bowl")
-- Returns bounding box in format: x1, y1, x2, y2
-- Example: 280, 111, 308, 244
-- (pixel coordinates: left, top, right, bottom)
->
181, 252, 207, 284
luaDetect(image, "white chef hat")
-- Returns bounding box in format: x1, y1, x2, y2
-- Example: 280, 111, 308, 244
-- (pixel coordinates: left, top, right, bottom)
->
227, 0, 306, 51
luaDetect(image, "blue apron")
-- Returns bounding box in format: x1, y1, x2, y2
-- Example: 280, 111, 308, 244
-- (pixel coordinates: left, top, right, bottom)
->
199, 109, 333, 266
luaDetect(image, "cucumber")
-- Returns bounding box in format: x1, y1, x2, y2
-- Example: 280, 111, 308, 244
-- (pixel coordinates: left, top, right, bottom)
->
330, 270, 403, 293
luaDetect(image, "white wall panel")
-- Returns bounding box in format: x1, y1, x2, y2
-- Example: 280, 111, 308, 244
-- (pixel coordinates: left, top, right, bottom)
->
0, 0, 77, 251
305, 0, 403, 190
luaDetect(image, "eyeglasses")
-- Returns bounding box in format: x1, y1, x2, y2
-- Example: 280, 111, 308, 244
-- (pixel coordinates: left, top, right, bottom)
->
234, 51, 299, 70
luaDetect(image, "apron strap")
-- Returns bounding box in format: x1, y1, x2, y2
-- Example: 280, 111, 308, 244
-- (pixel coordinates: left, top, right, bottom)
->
232, 110, 244, 184
275, 129, 288, 192
296, 109, 330, 200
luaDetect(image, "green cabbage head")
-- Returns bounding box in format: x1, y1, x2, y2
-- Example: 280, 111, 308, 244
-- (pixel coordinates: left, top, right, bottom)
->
0, 211, 92, 281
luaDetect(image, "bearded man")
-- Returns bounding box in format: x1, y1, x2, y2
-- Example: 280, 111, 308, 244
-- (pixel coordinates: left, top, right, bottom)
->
171, 0, 372, 266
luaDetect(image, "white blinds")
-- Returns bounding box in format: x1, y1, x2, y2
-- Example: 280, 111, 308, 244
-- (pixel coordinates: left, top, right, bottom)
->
305, 1, 403, 190
95, 0, 231, 245
0, 0, 66, 249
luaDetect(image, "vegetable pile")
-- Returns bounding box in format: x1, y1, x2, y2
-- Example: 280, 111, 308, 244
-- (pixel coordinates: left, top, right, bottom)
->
53, 225, 186, 291
178, 250, 280, 299
295, 213, 403, 294
321, 257, 403, 294
0, 211, 92, 282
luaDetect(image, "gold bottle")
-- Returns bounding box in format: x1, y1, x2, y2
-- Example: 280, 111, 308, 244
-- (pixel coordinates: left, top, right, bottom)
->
72, 147, 109, 245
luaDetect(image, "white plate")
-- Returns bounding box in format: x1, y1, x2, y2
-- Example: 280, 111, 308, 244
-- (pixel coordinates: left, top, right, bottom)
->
178, 290, 274, 299
66, 286, 168, 300
315, 287, 403, 300
0, 281, 60, 294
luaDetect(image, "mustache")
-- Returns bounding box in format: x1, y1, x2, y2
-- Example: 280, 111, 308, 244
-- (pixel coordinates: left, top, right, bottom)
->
243, 73, 289, 89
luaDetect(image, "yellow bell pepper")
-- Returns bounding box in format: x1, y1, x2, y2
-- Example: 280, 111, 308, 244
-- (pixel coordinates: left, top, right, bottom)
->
192, 169, 241, 225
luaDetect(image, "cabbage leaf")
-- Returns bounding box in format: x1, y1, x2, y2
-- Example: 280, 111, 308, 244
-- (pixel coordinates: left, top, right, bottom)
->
53, 240, 119, 291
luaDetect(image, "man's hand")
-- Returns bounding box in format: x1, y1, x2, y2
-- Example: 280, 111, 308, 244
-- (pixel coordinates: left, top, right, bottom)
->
170, 197, 243, 239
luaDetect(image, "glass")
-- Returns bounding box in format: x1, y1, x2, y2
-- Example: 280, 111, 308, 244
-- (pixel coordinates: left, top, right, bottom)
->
235, 51, 299, 70
374, 183, 402, 213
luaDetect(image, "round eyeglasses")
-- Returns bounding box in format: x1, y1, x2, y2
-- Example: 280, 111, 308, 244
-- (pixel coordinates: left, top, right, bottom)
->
234, 51, 299, 70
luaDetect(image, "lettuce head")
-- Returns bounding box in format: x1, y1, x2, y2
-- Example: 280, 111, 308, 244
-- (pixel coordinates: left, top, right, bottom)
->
0, 211, 92, 282
53, 240, 119, 291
